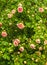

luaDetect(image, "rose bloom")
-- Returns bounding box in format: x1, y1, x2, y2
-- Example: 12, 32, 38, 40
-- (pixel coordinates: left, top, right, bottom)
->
39, 8, 44, 12
30, 44, 35, 49
17, 23, 25, 29
1, 31, 7, 37
35, 39, 40, 44
11, 9, 16, 14
44, 40, 47, 45
19, 47, 24, 52
8, 13, 13, 18
13, 39, 20, 46
17, 6, 23, 13
0, 22, 2, 27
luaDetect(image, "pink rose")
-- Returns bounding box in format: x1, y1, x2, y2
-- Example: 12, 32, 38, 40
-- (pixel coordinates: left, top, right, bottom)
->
30, 44, 35, 49
18, 6, 23, 13
13, 39, 20, 46
19, 47, 24, 52
17, 23, 25, 29
39, 8, 44, 12
1, 31, 7, 37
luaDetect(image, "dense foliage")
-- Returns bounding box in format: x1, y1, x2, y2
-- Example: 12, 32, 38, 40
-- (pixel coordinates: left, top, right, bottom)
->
0, 0, 47, 65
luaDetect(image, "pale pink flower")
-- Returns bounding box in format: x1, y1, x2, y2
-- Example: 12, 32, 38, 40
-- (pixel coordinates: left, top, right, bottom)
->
39, 8, 44, 12
30, 44, 35, 49
8, 13, 13, 18
11, 9, 16, 14
35, 39, 40, 44
13, 39, 20, 46
17, 6, 23, 13
1, 31, 7, 37
17, 23, 25, 29
19, 47, 24, 52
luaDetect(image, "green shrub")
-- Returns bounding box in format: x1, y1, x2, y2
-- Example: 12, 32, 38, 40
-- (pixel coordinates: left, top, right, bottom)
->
0, 0, 47, 65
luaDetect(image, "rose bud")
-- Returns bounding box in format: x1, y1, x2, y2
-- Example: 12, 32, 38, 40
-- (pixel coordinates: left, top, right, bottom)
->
30, 44, 35, 49
0, 22, 2, 27
17, 23, 25, 29
35, 39, 40, 44
31, 58, 34, 61
39, 8, 44, 12
1, 31, 7, 37
19, 47, 24, 52
37, 26, 41, 29
17, 6, 23, 13
24, 61, 27, 64
18, 3, 22, 7
17, 51, 20, 54
13, 39, 20, 46
35, 59, 39, 62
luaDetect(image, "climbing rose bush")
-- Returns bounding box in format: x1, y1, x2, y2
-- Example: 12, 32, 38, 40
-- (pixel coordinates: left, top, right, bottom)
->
0, 0, 47, 65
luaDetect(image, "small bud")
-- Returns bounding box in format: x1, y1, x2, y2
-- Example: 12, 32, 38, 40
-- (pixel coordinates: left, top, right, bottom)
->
35, 59, 39, 62
31, 58, 34, 61
17, 51, 20, 54
24, 61, 27, 64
